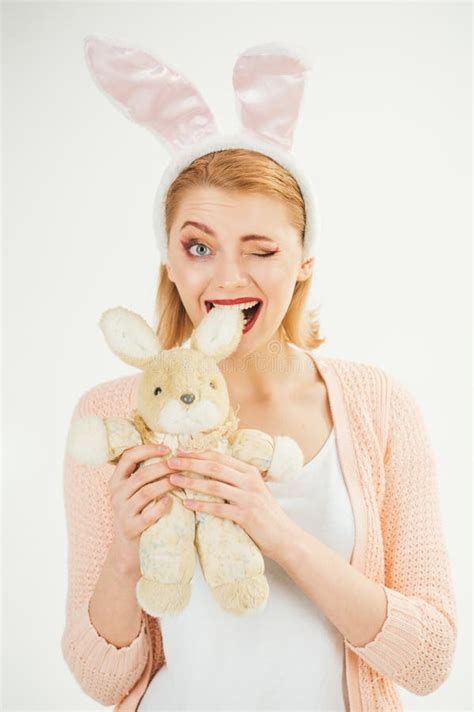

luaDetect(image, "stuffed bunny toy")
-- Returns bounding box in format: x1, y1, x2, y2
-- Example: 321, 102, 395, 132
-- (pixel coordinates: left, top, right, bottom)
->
66, 303, 304, 618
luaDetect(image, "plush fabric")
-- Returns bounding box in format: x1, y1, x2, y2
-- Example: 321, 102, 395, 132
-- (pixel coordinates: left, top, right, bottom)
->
60, 353, 457, 710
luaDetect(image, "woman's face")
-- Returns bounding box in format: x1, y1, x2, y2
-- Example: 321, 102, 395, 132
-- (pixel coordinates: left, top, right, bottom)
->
166, 185, 313, 356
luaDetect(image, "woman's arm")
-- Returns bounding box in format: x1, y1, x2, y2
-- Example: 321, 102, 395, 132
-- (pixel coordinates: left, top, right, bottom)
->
60, 385, 152, 706
273, 375, 457, 696
89, 538, 144, 648
274, 526, 388, 647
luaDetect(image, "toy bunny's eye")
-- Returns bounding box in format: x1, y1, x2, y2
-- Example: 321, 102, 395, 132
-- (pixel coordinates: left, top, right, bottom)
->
154, 387, 162, 396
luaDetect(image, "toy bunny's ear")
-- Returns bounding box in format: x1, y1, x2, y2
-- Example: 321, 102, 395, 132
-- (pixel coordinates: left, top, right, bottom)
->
232, 42, 312, 151
99, 306, 161, 369
190, 306, 244, 361
83, 34, 219, 153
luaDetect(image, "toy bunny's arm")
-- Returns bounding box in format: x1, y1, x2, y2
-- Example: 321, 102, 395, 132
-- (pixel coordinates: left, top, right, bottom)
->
107, 416, 144, 462
228, 428, 304, 482
66, 414, 143, 467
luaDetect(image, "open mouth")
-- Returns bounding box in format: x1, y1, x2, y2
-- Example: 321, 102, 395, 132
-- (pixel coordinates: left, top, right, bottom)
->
205, 299, 263, 334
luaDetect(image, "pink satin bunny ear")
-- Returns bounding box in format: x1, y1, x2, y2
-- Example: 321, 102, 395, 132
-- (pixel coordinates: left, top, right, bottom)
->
83, 34, 219, 153
232, 42, 312, 151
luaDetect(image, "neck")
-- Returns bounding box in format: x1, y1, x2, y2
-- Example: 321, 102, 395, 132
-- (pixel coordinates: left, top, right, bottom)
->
219, 333, 313, 404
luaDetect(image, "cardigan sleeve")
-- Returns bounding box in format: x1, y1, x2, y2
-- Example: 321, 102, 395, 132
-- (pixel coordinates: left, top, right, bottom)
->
344, 376, 458, 696
60, 387, 151, 706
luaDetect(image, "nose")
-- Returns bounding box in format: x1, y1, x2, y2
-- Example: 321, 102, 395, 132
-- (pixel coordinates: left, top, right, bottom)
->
216, 254, 250, 290
180, 393, 195, 404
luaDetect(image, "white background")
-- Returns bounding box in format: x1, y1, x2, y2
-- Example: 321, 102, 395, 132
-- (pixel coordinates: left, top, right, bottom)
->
3, 1, 471, 710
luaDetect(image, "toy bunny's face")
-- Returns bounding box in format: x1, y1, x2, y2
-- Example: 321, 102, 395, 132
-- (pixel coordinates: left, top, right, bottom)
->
138, 348, 230, 434
98, 303, 245, 435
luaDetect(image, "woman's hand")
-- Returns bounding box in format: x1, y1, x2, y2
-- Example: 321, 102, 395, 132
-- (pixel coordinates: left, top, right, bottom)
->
108, 443, 180, 576
167, 448, 297, 560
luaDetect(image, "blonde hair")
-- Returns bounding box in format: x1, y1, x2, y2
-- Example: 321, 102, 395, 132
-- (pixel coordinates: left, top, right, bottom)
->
154, 148, 326, 351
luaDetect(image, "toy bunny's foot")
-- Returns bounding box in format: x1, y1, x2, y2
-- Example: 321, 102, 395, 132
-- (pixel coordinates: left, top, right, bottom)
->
136, 576, 191, 616
211, 573, 269, 616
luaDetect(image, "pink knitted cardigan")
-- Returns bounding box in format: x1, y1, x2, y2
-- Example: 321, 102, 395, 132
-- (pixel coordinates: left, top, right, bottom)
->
60, 353, 457, 710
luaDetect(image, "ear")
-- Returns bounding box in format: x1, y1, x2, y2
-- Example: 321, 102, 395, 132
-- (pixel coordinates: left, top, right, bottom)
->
99, 306, 161, 369
296, 256, 314, 283
190, 306, 244, 361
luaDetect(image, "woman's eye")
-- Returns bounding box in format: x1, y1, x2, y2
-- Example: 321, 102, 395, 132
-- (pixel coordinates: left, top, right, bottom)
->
188, 242, 211, 257
185, 240, 277, 259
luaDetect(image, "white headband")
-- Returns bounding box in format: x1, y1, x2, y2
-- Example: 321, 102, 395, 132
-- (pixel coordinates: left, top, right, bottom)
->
84, 35, 321, 264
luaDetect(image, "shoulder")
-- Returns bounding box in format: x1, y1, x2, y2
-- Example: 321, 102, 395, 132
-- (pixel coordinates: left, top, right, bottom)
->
317, 354, 425, 443
316, 353, 391, 397
71, 373, 139, 420
321, 356, 422, 413
314, 354, 399, 447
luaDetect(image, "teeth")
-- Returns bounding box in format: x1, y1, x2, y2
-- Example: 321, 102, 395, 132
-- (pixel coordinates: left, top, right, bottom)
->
206, 300, 261, 327
208, 300, 259, 311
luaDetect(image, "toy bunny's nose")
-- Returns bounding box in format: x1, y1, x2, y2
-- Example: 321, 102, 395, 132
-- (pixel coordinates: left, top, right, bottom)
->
180, 393, 195, 404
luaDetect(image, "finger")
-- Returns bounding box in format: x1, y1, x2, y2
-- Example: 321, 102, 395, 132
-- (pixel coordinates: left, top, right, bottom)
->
133, 494, 173, 537
144, 493, 172, 519
174, 448, 253, 476
169, 472, 245, 504
168, 456, 247, 488
130, 477, 178, 517
183, 497, 241, 523
114, 443, 171, 481
124, 460, 178, 499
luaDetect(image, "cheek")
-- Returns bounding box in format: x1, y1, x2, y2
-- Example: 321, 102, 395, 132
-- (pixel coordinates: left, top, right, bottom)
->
169, 269, 208, 321
257, 267, 293, 295
252, 258, 295, 278
261, 273, 299, 314
172, 262, 209, 293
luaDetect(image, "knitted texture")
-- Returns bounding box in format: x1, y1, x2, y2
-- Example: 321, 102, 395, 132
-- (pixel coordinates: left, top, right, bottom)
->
330, 360, 457, 708
60, 356, 457, 710
60, 375, 165, 708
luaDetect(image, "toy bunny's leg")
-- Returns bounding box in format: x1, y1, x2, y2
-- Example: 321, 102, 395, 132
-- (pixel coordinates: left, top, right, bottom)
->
194, 496, 269, 616
136, 493, 196, 616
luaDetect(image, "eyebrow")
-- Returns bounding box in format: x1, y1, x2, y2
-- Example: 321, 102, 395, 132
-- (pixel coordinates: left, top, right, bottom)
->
180, 220, 277, 243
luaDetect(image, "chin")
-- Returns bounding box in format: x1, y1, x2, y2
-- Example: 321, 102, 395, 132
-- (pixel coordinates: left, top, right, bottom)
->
235, 331, 267, 356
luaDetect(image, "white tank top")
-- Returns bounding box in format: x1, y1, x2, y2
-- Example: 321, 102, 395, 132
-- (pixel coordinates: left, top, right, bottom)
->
138, 427, 355, 711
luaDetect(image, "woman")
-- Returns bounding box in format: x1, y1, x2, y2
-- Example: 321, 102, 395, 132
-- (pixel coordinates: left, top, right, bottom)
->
61, 148, 457, 711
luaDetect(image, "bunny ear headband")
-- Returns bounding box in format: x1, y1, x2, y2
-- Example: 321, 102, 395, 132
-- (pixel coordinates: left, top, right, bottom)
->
83, 34, 321, 264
